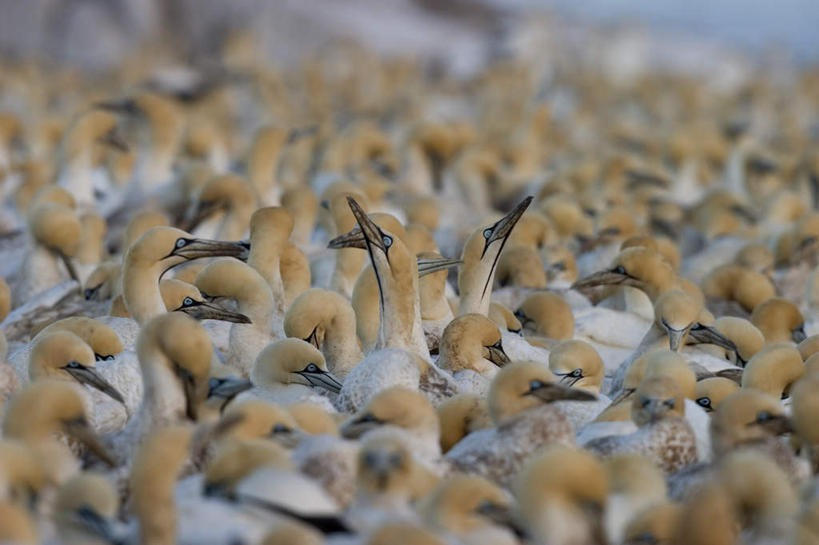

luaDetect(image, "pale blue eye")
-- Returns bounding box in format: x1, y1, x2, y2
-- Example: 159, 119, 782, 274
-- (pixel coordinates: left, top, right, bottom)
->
382, 235, 393, 248
175, 238, 187, 248
483, 229, 492, 239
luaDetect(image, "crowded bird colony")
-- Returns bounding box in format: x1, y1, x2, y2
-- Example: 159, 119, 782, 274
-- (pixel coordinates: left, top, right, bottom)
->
0, 23, 818, 545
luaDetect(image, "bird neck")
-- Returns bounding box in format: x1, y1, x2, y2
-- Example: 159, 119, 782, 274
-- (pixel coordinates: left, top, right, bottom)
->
457, 256, 497, 317
375, 268, 428, 358
123, 262, 167, 325
324, 315, 364, 377
331, 249, 366, 297
139, 352, 189, 426
248, 240, 286, 314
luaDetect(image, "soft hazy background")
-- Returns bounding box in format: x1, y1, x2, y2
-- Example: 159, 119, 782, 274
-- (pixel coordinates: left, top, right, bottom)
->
0, 0, 811, 73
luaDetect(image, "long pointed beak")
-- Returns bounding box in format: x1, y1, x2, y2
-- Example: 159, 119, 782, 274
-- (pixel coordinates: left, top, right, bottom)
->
180, 301, 252, 324
482, 197, 533, 257
417, 256, 462, 277
757, 414, 793, 435
172, 238, 248, 260
347, 197, 385, 253
687, 323, 737, 352
298, 370, 343, 394
526, 382, 597, 403
182, 200, 224, 233
571, 270, 632, 291
340, 414, 383, 439
487, 343, 510, 367
73, 506, 120, 544
664, 326, 688, 352
65, 364, 125, 404
715, 367, 743, 384
208, 376, 253, 401
62, 418, 116, 467
328, 227, 367, 249
609, 387, 634, 406
58, 252, 80, 283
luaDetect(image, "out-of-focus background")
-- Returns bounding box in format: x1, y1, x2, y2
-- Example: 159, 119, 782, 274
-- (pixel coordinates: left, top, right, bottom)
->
0, 0, 812, 75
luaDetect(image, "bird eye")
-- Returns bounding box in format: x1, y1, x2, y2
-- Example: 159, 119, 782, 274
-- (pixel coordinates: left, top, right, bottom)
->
483, 228, 493, 239
663, 399, 675, 409
175, 238, 187, 249
571, 368, 583, 378
304, 363, 319, 373
612, 265, 627, 275
696, 397, 711, 408
553, 261, 566, 271
364, 451, 378, 467
389, 452, 404, 467
66, 361, 82, 369
183, 297, 194, 306
756, 411, 773, 422
84, 288, 95, 299
492, 340, 503, 350
640, 396, 651, 408
271, 424, 291, 434
529, 380, 544, 390
382, 235, 393, 248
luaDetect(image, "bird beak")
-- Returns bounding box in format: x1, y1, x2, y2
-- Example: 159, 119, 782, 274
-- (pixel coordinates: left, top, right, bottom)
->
94, 99, 139, 115
62, 418, 116, 467
687, 324, 737, 352
340, 414, 383, 439
793, 325, 808, 344
207, 376, 253, 403
327, 227, 367, 250
172, 238, 248, 260
73, 506, 121, 544
480, 196, 533, 258
715, 368, 743, 384
416, 256, 462, 277
757, 414, 793, 436
182, 200, 224, 233
486, 342, 510, 367
477, 502, 527, 539
174, 363, 203, 421
64, 363, 125, 404
57, 252, 80, 283
609, 388, 635, 406
304, 326, 320, 349
346, 197, 388, 254
663, 324, 690, 352
179, 300, 252, 324
98, 128, 129, 152
297, 369, 343, 394
572, 269, 635, 291
526, 382, 597, 403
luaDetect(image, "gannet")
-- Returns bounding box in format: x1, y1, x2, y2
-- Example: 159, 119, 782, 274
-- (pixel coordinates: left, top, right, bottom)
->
26, 331, 127, 433
436, 393, 491, 454
488, 302, 522, 335
514, 444, 608, 545
110, 313, 213, 464
341, 386, 441, 471
694, 377, 740, 413
185, 173, 256, 241
437, 313, 510, 396
345, 430, 428, 533
457, 196, 532, 316
194, 258, 277, 376
14, 199, 81, 307
74, 212, 107, 283
55, 109, 127, 210
548, 340, 611, 427
51, 473, 120, 545
236, 338, 341, 412
0, 439, 48, 509
751, 297, 807, 343
283, 288, 363, 378
245, 126, 288, 206
586, 375, 697, 473
288, 402, 339, 436
515, 291, 574, 345
603, 454, 669, 544
740, 343, 804, 399
418, 473, 520, 545
3, 380, 114, 484
673, 450, 797, 545
702, 264, 776, 316
445, 361, 594, 487
122, 226, 247, 325
326, 191, 370, 297
98, 93, 185, 202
